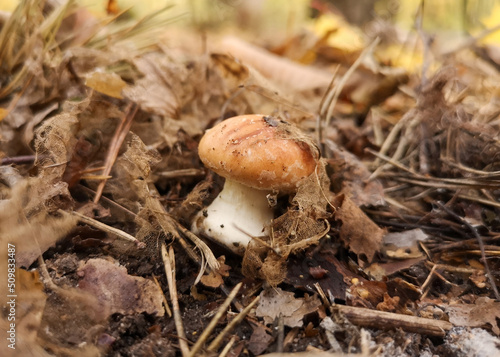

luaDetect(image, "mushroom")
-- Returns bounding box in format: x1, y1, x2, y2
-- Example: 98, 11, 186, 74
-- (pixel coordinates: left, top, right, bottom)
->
192, 114, 319, 255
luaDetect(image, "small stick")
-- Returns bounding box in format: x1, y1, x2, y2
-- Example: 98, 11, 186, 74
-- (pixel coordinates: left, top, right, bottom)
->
161, 244, 190, 357
420, 264, 438, 300
77, 184, 139, 219
1, 155, 38, 165
61, 209, 145, 248
152, 275, 172, 318
188, 282, 242, 357
333, 305, 452, 337
207, 295, 260, 352
157, 168, 205, 179
276, 313, 285, 353
218, 336, 236, 357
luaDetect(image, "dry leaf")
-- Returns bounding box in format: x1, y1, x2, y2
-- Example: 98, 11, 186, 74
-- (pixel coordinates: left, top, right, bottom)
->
248, 324, 274, 356
85, 70, 127, 99
446, 297, 500, 335
256, 287, 321, 328
0, 179, 77, 268
335, 194, 384, 264
77, 258, 164, 316
200, 256, 231, 288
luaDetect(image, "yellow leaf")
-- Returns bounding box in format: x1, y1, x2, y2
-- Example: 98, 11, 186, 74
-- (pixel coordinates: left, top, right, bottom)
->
311, 13, 365, 52
85, 70, 127, 99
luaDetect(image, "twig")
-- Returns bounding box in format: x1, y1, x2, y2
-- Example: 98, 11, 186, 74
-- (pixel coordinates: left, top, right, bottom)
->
157, 168, 205, 179
152, 275, 172, 318
332, 304, 452, 337
207, 295, 260, 352
188, 282, 242, 357
218, 336, 236, 357
94, 102, 138, 203
276, 313, 285, 353
61, 209, 145, 248
435, 201, 500, 301
161, 243, 190, 357
322, 37, 380, 130
0, 154, 38, 165
77, 184, 139, 218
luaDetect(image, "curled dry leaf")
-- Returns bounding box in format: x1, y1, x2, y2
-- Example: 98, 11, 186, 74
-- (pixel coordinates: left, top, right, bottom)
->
335, 194, 384, 264
200, 256, 231, 288
77, 258, 164, 316
0, 179, 77, 268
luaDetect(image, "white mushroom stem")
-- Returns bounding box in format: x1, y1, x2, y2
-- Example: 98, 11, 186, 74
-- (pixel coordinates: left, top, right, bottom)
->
192, 179, 273, 255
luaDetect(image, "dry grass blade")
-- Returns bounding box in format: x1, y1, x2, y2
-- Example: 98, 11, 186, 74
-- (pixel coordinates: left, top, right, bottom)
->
207, 295, 260, 352
146, 183, 220, 272
320, 37, 380, 130
94, 103, 138, 203
436, 201, 500, 301
218, 336, 237, 357
61, 209, 144, 247
0, 0, 74, 99
188, 282, 243, 357
152, 275, 172, 317
162, 243, 190, 357
85, 4, 185, 51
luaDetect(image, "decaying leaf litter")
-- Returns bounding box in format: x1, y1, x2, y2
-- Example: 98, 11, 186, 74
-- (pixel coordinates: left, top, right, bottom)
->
2, 1, 500, 356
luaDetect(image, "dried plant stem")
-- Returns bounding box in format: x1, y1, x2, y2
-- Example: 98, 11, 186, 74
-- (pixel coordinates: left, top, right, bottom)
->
218, 336, 236, 357
188, 282, 242, 357
61, 209, 144, 247
161, 243, 190, 357
94, 102, 138, 203
207, 295, 260, 352
176, 223, 220, 271
436, 201, 500, 301
158, 168, 205, 178
0, 154, 38, 165
322, 37, 380, 130
152, 275, 172, 318
333, 305, 452, 337
146, 183, 220, 271
77, 184, 139, 218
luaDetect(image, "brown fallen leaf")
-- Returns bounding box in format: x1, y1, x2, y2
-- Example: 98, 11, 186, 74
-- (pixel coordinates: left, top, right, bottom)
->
334, 194, 384, 264
248, 324, 274, 356
200, 256, 231, 288
0, 179, 77, 268
77, 258, 164, 316
446, 297, 500, 335
326, 140, 385, 207
256, 287, 322, 328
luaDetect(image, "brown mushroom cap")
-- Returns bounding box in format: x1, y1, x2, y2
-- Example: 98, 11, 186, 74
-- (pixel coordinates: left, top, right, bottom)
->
198, 114, 319, 191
